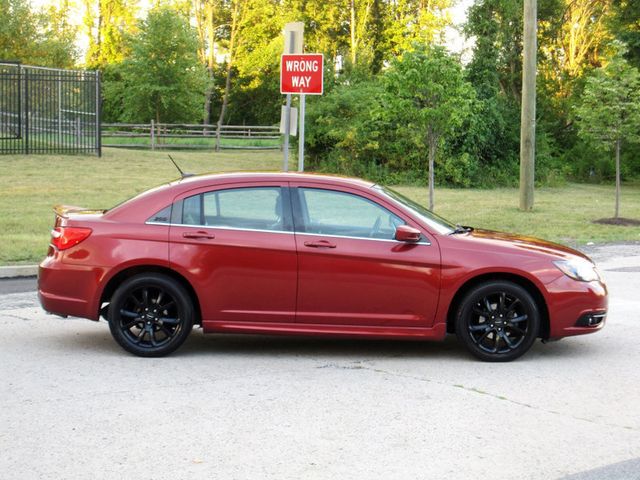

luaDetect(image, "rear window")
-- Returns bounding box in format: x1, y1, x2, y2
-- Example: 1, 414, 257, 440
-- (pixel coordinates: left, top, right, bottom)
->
147, 205, 172, 224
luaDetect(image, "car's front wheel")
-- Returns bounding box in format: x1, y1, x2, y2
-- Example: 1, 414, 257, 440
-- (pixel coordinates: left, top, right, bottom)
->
108, 273, 194, 357
455, 281, 540, 362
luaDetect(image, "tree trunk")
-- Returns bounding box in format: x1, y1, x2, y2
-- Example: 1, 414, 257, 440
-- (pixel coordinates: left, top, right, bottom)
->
96, 5, 102, 62
428, 134, 437, 211
215, 0, 241, 152
615, 138, 621, 218
215, 63, 232, 151
350, 0, 357, 65
203, 3, 215, 128
204, 67, 214, 127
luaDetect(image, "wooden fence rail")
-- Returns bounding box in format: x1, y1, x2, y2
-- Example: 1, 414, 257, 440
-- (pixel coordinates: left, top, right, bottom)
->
101, 122, 281, 150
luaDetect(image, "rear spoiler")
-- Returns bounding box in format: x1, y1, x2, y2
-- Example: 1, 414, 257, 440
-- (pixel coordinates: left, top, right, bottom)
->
53, 205, 105, 218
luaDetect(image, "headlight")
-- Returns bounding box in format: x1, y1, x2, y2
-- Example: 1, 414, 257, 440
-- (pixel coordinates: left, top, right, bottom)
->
554, 259, 600, 282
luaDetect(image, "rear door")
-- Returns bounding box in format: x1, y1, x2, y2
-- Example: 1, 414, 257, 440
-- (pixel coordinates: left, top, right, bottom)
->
168, 182, 297, 324
291, 184, 441, 327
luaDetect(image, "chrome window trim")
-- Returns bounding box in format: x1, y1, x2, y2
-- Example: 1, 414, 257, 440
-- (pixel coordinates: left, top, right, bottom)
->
145, 221, 431, 245
146, 221, 294, 235
295, 231, 430, 245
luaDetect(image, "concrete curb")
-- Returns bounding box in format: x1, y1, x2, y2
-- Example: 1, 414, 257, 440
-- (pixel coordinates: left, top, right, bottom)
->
0, 265, 38, 279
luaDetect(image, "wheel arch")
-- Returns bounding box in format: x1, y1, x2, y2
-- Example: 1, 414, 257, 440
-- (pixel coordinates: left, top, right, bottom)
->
445, 272, 550, 339
98, 265, 202, 325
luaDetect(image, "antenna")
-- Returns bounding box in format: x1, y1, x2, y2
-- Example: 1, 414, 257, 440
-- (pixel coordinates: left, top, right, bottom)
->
168, 155, 194, 178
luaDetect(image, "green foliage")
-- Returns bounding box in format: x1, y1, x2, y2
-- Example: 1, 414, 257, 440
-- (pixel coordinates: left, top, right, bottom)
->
574, 45, 640, 216
84, 0, 138, 68
384, 45, 474, 148
305, 79, 396, 181
230, 32, 282, 125
0, 0, 77, 67
306, 45, 476, 191
611, 0, 640, 69
101, 62, 127, 123
5, 0, 640, 192
575, 49, 640, 150
116, 6, 207, 123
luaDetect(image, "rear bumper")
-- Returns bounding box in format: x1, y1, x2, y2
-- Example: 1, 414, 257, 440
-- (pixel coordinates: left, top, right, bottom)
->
545, 275, 608, 338
38, 255, 105, 320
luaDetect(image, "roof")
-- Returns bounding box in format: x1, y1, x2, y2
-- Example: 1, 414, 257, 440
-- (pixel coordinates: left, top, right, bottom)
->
105, 171, 376, 221
171, 171, 376, 189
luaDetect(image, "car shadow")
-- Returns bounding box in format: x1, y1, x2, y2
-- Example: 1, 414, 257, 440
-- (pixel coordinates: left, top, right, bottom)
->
51, 321, 606, 362
177, 331, 469, 361
176, 329, 604, 362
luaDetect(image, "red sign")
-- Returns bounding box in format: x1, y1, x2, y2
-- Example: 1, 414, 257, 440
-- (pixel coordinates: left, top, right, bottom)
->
280, 54, 324, 95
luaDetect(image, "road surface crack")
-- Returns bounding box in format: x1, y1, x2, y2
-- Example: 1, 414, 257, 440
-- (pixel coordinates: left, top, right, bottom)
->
324, 361, 640, 434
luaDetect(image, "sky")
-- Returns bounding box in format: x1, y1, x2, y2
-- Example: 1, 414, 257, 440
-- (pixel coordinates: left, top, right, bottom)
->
445, 0, 476, 60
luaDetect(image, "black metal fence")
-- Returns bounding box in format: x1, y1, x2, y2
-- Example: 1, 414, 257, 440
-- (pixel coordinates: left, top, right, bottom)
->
0, 62, 101, 156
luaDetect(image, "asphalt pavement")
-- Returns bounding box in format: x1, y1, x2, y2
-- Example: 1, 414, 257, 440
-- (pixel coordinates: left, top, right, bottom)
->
0, 277, 37, 294
1, 244, 639, 480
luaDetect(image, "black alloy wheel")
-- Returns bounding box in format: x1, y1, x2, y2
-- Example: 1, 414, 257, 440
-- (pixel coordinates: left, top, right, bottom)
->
455, 281, 540, 362
108, 273, 194, 357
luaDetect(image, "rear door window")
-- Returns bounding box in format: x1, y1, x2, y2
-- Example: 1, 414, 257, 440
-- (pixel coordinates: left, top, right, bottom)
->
181, 187, 289, 232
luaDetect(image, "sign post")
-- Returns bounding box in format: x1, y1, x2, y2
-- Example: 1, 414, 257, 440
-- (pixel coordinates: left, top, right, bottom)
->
281, 22, 304, 171
298, 94, 305, 172
280, 53, 324, 171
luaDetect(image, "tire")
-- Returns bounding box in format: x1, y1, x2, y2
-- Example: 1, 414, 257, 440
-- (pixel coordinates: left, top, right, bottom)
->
108, 273, 194, 357
455, 281, 540, 362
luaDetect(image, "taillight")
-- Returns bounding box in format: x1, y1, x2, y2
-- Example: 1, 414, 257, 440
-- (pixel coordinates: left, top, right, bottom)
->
51, 227, 92, 250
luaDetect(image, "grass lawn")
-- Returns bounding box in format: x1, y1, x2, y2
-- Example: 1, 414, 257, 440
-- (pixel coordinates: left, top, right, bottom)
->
1, 148, 639, 265
394, 184, 640, 248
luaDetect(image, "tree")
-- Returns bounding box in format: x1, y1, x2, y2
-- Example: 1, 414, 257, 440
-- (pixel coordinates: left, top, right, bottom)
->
384, 45, 475, 210
193, 0, 228, 124
214, 0, 245, 150
611, 0, 640, 68
36, 0, 78, 68
574, 47, 640, 218
83, 0, 138, 68
0, 0, 77, 67
385, 0, 453, 57
118, 6, 206, 124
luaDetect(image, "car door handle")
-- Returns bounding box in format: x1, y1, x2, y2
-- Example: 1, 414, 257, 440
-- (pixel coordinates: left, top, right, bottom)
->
182, 231, 215, 239
304, 240, 336, 248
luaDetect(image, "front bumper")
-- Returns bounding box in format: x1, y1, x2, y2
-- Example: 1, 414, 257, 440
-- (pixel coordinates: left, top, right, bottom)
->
545, 274, 608, 338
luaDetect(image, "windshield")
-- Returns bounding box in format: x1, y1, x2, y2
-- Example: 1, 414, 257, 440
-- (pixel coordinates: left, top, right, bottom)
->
374, 186, 456, 235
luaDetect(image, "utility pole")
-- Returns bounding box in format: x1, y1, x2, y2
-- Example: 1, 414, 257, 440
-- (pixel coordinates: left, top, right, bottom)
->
519, 0, 537, 211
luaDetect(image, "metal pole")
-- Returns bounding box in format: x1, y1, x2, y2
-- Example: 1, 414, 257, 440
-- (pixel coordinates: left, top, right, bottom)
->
58, 71, 62, 145
24, 67, 29, 155
283, 94, 291, 171
95, 71, 101, 157
298, 94, 305, 172
283, 30, 295, 172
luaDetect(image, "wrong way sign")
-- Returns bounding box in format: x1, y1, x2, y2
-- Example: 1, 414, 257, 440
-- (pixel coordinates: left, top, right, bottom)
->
280, 54, 324, 95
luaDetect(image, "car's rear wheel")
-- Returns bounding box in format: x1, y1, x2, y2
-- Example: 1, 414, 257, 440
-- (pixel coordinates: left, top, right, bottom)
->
108, 273, 194, 357
455, 281, 540, 362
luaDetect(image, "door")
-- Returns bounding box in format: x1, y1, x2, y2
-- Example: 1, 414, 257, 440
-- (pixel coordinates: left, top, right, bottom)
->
292, 185, 441, 327
169, 183, 297, 323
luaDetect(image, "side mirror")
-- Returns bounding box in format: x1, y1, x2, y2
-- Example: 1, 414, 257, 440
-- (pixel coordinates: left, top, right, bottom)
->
395, 224, 421, 243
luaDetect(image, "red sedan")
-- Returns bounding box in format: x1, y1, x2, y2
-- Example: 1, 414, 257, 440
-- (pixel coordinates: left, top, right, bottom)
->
38, 173, 607, 361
